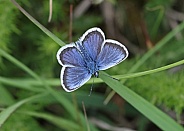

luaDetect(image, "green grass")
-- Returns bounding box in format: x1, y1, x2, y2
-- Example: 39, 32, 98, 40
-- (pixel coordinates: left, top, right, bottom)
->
0, 0, 183, 130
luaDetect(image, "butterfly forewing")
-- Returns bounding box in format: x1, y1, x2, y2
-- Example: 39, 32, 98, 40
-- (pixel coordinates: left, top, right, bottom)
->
97, 39, 128, 70
79, 27, 105, 60
57, 43, 85, 67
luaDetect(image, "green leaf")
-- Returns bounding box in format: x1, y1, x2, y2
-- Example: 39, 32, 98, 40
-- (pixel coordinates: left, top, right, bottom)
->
0, 48, 78, 119
0, 77, 45, 92
104, 20, 184, 104
10, 0, 65, 46
23, 111, 80, 131
128, 20, 184, 74
0, 93, 48, 128
99, 72, 184, 131
0, 84, 15, 105
115, 59, 184, 79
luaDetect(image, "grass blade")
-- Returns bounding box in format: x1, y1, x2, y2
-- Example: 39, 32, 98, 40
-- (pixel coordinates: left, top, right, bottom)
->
11, 0, 65, 46
0, 49, 77, 119
23, 111, 80, 130
0, 93, 48, 128
115, 59, 184, 79
1, 59, 183, 89
128, 20, 184, 74
0, 84, 15, 105
104, 20, 184, 103
0, 76, 45, 92
100, 72, 184, 131
0, 49, 40, 81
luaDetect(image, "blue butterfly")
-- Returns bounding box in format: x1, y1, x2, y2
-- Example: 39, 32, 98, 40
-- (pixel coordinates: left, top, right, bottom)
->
57, 27, 128, 92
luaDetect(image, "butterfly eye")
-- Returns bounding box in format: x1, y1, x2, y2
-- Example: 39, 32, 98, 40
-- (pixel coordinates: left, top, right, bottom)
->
94, 71, 99, 78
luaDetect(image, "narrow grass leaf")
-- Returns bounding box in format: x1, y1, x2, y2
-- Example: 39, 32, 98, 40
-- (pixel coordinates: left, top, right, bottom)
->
0, 49, 78, 119
0, 93, 48, 128
115, 59, 184, 79
24, 111, 80, 131
0, 77, 45, 92
0, 84, 15, 105
104, 20, 184, 103
100, 72, 184, 131
128, 20, 184, 74
2, 59, 183, 91
11, 0, 65, 46
0, 49, 40, 81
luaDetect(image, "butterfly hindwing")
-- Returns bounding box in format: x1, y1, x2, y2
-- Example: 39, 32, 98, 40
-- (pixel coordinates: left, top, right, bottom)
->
97, 39, 128, 70
61, 66, 91, 92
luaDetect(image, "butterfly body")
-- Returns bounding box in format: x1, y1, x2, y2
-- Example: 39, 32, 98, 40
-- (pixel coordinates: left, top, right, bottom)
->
75, 41, 99, 76
57, 27, 128, 92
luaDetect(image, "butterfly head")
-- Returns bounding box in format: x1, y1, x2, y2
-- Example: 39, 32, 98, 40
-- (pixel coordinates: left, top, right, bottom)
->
94, 71, 99, 78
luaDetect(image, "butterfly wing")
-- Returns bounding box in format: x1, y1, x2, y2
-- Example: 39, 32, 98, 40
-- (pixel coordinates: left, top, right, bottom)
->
79, 27, 105, 60
61, 67, 91, 92
97, 39, 128, 70
57, 43, 91, 92
57, 43, 85, 67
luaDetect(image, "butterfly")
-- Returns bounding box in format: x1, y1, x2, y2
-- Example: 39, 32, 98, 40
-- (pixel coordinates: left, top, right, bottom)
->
56, 27, 128, 92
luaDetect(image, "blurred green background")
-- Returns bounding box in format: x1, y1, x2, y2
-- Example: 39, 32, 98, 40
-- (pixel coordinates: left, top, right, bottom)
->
0, 0, 184, 130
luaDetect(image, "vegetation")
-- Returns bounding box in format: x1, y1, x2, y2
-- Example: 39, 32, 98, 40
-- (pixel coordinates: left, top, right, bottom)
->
0, 0, 184, 130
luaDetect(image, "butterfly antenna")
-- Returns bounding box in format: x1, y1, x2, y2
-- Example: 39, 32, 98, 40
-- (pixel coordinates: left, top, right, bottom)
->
88, 77, 94, 96
102, 73, 119, 81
